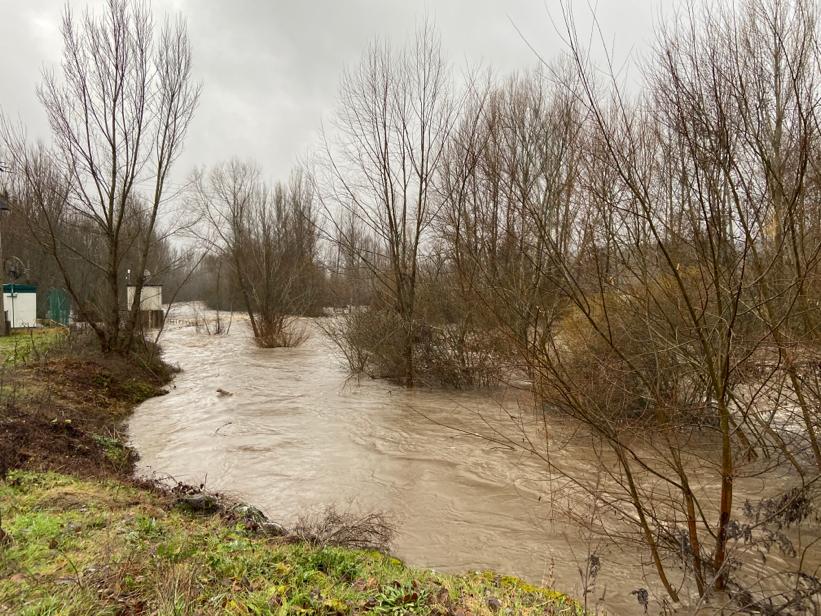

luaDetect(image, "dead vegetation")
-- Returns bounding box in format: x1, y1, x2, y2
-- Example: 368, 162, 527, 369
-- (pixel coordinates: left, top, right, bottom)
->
321, 304, 506, 388
291, 505, 395, 552
157, 479, 394, 552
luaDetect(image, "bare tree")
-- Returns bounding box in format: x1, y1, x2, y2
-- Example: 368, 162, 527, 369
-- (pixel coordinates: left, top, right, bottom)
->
438, 69, 586, 373
2, 0, 199, 353
502, 0, 821, 606
429, 1, 821, 610
191, 160, 319, 347
321, 23, 455, 385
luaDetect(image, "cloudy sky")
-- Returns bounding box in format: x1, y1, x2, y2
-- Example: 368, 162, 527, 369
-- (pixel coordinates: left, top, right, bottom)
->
0, 0, 661, 183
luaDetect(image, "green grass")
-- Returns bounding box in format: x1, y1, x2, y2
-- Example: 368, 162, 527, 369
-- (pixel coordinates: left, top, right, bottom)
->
91, 434, 135, 471
0, 327, 67, 366
0, 472, 581, 615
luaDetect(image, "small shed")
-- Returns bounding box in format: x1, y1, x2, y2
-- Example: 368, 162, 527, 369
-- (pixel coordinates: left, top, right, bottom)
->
3, 283, 38, 329
126, 284, 164, 329
127, 284, 163, 311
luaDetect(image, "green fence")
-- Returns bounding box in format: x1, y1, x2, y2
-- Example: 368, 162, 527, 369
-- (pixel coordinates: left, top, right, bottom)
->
46, 288, 70, 325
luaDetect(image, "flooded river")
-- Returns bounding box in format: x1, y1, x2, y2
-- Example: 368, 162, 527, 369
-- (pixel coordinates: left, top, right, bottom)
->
128, 310, 817, 614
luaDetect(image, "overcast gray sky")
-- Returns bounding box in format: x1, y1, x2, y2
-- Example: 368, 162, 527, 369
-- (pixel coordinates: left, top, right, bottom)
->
0, 0, 661, 184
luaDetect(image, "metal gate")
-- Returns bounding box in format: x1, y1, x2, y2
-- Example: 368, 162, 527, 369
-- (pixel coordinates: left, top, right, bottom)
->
46, 288, 70, 325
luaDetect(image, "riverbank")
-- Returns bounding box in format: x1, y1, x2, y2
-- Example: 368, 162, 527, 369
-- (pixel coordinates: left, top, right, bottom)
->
0, 330, 171, 479
0, 333, 580, 614
1, 471, 580, 614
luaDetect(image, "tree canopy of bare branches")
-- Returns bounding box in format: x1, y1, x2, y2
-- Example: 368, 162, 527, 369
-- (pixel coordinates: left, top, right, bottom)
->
191, 160, 321, 347
2, 0, 199, 353
321, 23, 456, 385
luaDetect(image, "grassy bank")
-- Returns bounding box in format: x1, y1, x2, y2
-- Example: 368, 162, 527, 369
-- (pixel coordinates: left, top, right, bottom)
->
0, 472, 579, 615
0, 333, 579, 615
0, 328, 68, 367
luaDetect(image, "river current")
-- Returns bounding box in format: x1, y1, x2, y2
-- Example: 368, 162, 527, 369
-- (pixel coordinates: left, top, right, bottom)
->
128, 308, 818, 614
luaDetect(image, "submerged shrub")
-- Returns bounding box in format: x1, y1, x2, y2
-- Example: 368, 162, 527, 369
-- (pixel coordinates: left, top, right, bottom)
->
321, 306, 505, 388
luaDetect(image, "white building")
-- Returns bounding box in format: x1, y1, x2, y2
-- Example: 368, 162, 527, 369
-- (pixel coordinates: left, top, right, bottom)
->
3, 284, 38, 328
126, 284, 164, 329
126, 285, 163, 311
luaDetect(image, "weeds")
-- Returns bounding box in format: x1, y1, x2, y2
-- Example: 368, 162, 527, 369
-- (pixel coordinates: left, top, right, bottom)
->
0, 327, 67, 366
91, 432, 134, 471
372, 580, 429, 613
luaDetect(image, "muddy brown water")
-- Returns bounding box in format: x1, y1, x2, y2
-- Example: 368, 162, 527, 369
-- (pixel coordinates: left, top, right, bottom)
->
128, 309, 817, 615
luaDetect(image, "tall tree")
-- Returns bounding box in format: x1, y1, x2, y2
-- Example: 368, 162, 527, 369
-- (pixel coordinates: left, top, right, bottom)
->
323, 24, 455, 386
4, 0, 199, 353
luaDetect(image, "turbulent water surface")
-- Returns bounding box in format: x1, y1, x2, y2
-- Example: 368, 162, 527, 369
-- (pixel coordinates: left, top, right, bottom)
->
129, 307, 815, 615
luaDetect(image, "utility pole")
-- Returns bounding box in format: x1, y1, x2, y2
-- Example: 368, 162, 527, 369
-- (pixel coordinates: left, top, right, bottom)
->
0, 160, 10, 336
0, 192, 9, 336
